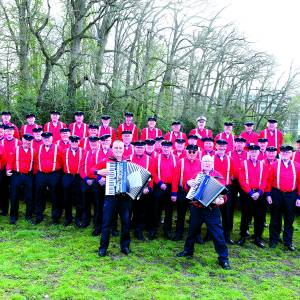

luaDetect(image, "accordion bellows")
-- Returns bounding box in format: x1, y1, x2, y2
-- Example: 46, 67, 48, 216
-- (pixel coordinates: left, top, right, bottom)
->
186, 173, 226, 207
105, 161, 151, 200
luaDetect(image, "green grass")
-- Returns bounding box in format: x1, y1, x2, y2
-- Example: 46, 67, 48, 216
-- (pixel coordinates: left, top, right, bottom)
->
0, 205, 299, 300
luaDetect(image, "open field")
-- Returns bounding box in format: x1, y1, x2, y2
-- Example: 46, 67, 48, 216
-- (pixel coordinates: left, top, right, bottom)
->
0, 205, 299, 300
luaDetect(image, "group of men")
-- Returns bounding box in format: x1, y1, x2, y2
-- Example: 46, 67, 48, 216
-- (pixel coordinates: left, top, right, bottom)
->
0, 110, 299, 269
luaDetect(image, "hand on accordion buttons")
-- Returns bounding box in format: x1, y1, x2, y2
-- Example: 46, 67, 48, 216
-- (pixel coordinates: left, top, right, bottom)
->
187, 179, 196, 187
213, 196, 225, 206
97, 168, 109, 176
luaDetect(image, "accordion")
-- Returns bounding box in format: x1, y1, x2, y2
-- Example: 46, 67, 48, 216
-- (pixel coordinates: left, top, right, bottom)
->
186, 173, 226, 207
105, 161, 151, 200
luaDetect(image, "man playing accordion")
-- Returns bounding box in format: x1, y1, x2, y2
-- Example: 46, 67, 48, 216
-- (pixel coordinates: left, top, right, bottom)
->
177, 155, 230, 269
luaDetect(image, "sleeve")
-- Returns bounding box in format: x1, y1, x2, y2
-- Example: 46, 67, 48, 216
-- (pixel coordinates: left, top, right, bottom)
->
63, 122, 67, 128
140, 128, 146, 141
20, 125, 25, 138
214, 133, 220, 142
171, 163, 181, 194
164, 132, 170, 141
265, 165, 275, 196
258, 130, 264, 138
133, 125, 139, 142
88, 160, 107, 179
43, 123, 48, 132
6, 150, 15, 171
259, 164, 269, 193
296, 166, 300, 198
238, 162, 251, 194
111, 128, 117, 143
13, 125, 19, 139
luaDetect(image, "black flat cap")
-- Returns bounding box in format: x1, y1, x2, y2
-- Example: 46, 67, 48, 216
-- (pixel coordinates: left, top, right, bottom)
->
99, 134, 111, 141
69, 135, 81, 142
41, 132, 53, 138
161, 140, 173, 147
216, 139, 228, 145
145, 139, 156, 145
22, 134, 34, 141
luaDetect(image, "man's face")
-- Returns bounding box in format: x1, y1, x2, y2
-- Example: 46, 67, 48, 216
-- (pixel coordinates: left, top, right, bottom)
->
175, 142, 185, 151
203, 141, 213, 151
122, 134, 132, 145
148, 120, 156, 128
145, 144, 154, 153
245, 125, 253, 133
101, 137, 112, 149
88, 128, 98, 137
5, 129, 14, 139
202, 157, 214, 172
27, 117, 35, 125
75, 115, 84, 123
235, 141, 245, 151
112, 141, 124, 157
266, 151, 277, 160
33, 131, 42, 140
224, 125, 233, 133
2, 114, 11, 123
188, 138, 197, 146
281, 150, 292, 160
267, 122, 277, 131
60, 131, 70, 140
186, 148, 198, 160
22, 139, 31, 148
125, 116, 133, 123
0, 128, 4, 137
101, 119, 110, 127
162, 145, 172, 155
259, 142, 268, 151
70, 140, 79, 149
43, 137, 53, 146
197, 120, 206, 129
172, 124, 181, 132
51, 114, 60, 122
134, 145, 145, 156
249, 150, 259, 160
89, 141, 99, 150
216, 144, 227, 155
155, 141, 162, 151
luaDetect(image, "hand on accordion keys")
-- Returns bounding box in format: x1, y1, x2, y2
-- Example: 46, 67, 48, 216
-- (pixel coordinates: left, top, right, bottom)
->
187, 179, 196, 187
212, 195, 225, 206
97, 168, 109, 176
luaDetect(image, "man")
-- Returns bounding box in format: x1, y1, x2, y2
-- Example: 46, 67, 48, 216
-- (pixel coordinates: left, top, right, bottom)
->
122, 130, 134, 159
202, 137, 215, 156
20, 113, 41, 137
173, 138, 187, 159
99, 115, 116, 143
32, 127, 43, 151
69, 111, 88, 139
291, 139, 300, 163
129, 140, 155, 240
259, 119, 283, 151
215, 122, 235, 153
176, 155, 230, 270
164, 121, 187, 146
258, 138, 268, 161
34, 132, 62, 224
145, 139, 158, 158
187, 135, 202, 160
94, 140, 133, 256
6, 134, 35, 224
264, 146, 278, 169
154, 136, 164, 154
189, 116, 213, 149
171, 144, 202, 241
44, 111, 67, 143
61, 135, 85, 227
1, 111, 19, 139
80, 124, 99, 150
238, 144, 268, 248
56, 128, 71, 152
0, 142, 6, 215
79, 136, 102, 231
1, 125, 21, 154
152, 140, 178, 239
117, 112, 138, 142
213, 139, 235, 244
99, 134, 113, 161
0, 124, 5, 141
140, 116, 162, 140
266, 145, 300, 251
240, 122, 259, 146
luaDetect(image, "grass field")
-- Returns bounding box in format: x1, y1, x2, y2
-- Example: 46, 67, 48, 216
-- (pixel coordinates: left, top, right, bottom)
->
0, 205, 299, 300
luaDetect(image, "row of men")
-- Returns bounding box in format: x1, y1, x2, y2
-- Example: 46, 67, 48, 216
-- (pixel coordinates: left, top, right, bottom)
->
0, 124, 299, 255
0, 111, 284, 151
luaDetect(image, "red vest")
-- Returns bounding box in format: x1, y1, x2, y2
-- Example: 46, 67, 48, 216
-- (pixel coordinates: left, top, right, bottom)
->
7, 146, 34, 173
34, 144, 61, 173
43, 121, 67, 142
140, 127, 163, 140
69, 122, 88, 139
61, 147, 85, 175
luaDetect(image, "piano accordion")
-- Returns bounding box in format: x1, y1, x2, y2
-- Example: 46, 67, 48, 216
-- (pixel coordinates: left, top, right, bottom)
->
186, 173, 226, 207
105, 161, 151, 200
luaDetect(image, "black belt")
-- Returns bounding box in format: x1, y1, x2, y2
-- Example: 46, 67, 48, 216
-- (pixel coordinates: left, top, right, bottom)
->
273, 187, 295, 194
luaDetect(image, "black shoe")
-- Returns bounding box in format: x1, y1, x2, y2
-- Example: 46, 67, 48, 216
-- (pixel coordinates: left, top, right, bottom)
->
1, 211, 8, 216
225, 238, 235, 245
195, 235, 204, 244
98, 248, 107, 257
176, 250, 193, 258
285, 244, 296, 251
172, 234, 183, 241
219, 261, 231, 270
269, 241, 277, 249
64, 219, 72, 227
164, 231, 172, 240
237, 237, 246, 246
9, 219, 16, 225
81, 222, 90, 228
34, 218, 43, 225
245, 230, 250, 238
92, 228, 101, 236
51, 219, 59, 225
134, 231, 145, 241
254, 238, 265, 248
111, 230, 119, 237
148, 231, 157, 240
75, 220, 81, 228
121, 247, 131, 255
264, 222, 268, 228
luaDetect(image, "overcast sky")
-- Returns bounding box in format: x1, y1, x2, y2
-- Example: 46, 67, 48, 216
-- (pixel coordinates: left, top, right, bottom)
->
213, 0, 300, 73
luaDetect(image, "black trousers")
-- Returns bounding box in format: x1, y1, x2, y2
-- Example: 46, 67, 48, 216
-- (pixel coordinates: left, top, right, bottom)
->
81, 179, 101, 226
229, 179, 243, 231
35, 171, 61, 222
0, 170, 10, 215
62, 174, 82, 223
175, 188, 190, 236
10, 172, 33, 220
131, 192, 151, 232
269, 188, 297, 245
219, 185, 233, 238
153, 184, 174, 233
184, 205, 228, 263
100, 195, 132, 251
240, 190, 266, 239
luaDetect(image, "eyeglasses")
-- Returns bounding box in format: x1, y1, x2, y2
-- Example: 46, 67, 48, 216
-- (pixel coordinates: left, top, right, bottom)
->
188, 150, 197, 154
